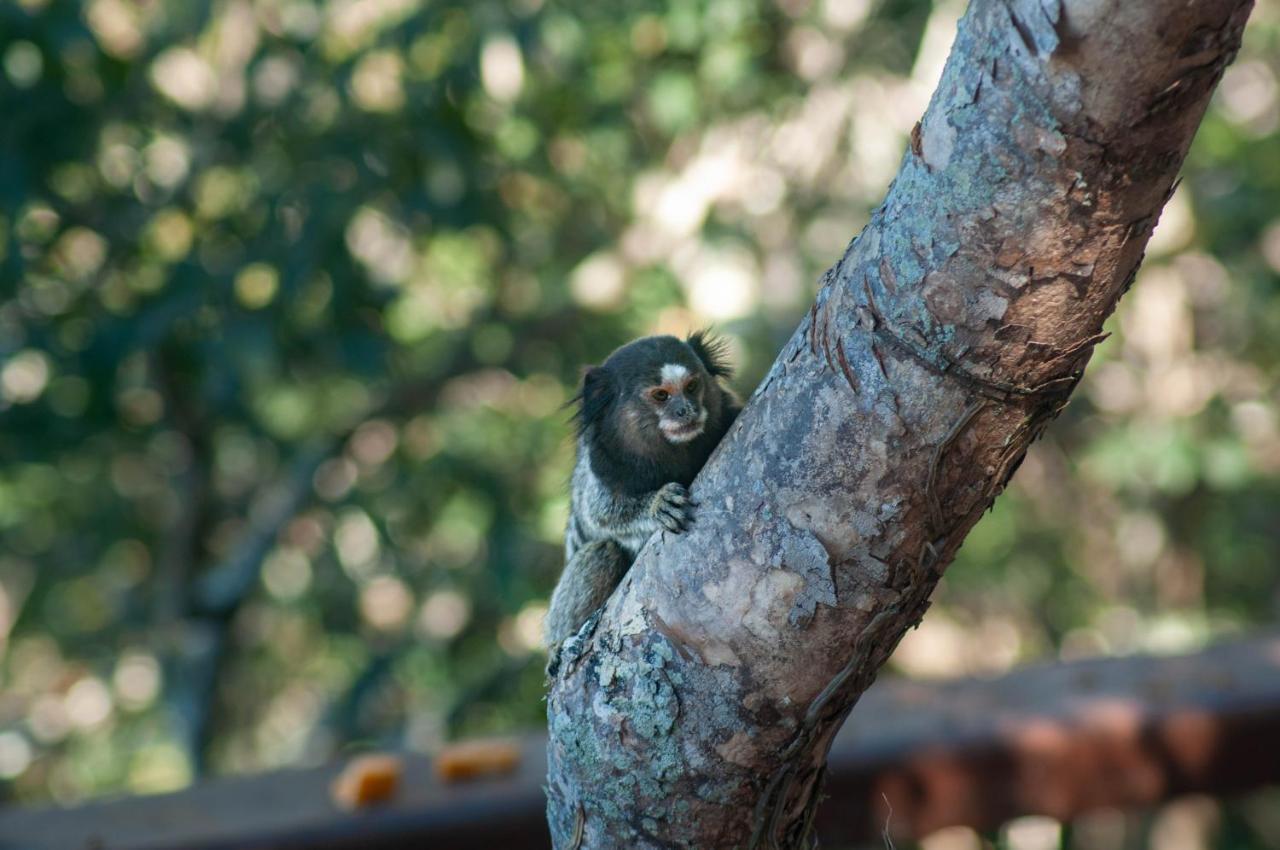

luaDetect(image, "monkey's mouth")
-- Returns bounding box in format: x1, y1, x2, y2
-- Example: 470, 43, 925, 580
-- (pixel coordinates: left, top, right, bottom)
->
660, 414, 706, 444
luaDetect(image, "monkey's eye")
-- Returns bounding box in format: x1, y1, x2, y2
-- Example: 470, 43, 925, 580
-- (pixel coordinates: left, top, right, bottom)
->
686, 378, 700, 394
651, 389, 670, 403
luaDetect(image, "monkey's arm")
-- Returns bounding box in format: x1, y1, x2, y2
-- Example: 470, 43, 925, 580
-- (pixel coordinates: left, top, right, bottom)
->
584, 481, 694, 540
573, 456, 695, 543
544, 540, 631, 649
546, 483, 694, 675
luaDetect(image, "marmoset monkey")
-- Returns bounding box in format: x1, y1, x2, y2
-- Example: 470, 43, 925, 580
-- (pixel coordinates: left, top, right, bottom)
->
544, 332, 740, 674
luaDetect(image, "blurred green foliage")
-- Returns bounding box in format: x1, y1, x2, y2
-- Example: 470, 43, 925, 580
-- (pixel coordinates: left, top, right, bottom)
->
0, 0, 1278, 844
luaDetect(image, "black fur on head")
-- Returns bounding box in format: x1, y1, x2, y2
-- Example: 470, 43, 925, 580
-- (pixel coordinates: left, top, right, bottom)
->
571, 334, 742, 494
685, 329, 733, 379
573, 365, 614, 438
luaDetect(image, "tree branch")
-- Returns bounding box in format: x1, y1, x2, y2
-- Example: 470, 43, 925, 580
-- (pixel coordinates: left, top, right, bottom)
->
545, 0, 1254, 847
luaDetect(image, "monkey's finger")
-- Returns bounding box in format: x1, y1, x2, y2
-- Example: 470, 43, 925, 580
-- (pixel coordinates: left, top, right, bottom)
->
665, 512, 696, 532
658, 504, 685, 522
661, 499, 688, 516
660, 510, 690, 532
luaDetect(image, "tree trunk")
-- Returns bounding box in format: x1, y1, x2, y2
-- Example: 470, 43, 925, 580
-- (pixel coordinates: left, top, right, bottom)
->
545, 0, 1253, 847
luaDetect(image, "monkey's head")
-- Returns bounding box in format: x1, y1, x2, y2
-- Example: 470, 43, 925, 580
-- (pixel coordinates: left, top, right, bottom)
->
576, 331, 734, 453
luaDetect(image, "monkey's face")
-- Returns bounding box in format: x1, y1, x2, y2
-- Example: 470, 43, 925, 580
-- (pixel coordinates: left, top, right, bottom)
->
644, 362, 708, 444
579, 334, 731, 455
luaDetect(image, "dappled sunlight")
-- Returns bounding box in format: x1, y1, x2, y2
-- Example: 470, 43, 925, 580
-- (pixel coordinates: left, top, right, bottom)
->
920, 824, 986, 850
416, 589, 471, 641
1003, 816, 1062, 850
1151, 796, 1222, 850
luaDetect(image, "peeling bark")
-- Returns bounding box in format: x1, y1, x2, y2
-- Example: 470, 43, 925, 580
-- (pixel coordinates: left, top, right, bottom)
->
545, 1, 1254, 847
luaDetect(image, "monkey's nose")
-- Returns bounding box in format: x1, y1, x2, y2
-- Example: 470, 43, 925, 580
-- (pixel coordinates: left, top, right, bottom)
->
672, 400, 696, 421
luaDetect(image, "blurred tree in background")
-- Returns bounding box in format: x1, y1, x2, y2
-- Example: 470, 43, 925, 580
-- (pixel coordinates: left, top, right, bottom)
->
0, 0, 1277, 843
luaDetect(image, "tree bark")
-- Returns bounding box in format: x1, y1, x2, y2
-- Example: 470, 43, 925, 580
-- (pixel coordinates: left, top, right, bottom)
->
545, 1, 1254, 847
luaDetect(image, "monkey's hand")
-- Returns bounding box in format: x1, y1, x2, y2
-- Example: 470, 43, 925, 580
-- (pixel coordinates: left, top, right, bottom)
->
649, 483, 695, 533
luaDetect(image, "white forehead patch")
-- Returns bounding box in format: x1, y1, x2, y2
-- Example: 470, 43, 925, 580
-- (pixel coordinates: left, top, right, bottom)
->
660, 363, 690, 385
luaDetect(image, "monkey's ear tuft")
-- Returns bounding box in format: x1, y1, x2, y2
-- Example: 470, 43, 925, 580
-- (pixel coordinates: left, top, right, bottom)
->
574, 366, 614, 433
686, 329, 733, 378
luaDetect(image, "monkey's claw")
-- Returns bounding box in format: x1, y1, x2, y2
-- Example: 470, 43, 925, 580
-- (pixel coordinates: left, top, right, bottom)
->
652, 483, 695, 533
